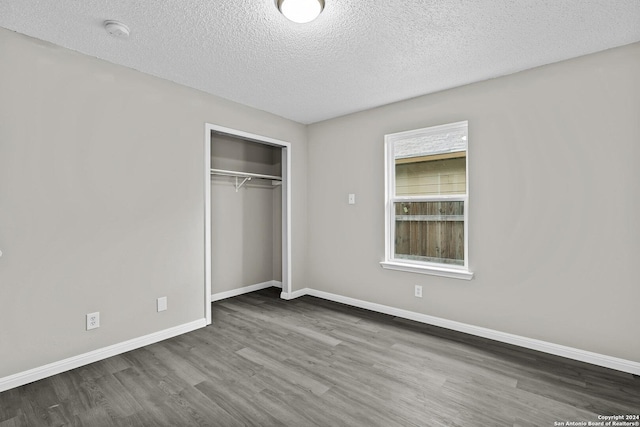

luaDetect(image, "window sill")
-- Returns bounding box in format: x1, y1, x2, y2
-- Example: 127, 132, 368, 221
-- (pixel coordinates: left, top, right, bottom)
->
380, 261, 474, 280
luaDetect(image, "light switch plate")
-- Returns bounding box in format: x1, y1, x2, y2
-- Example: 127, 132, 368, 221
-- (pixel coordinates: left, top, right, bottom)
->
157, 297, 167, 312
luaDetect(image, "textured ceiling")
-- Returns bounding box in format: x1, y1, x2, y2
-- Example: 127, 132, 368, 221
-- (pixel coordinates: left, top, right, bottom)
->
1, 1, 639, 124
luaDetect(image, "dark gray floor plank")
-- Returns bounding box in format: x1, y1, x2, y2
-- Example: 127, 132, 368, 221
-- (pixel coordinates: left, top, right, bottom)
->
0, 414, 25, 427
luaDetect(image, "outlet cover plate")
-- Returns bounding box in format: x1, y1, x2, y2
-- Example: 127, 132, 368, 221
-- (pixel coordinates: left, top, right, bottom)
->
86, 312, 100, 330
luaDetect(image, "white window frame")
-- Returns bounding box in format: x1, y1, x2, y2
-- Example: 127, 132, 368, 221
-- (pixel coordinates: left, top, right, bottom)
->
380, 121, 473, 280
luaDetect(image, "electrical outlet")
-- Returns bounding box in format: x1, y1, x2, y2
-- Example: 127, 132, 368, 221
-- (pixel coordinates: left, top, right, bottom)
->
157, 296, 167, 312
414, 285, 423, 298
86, 312, 100, 330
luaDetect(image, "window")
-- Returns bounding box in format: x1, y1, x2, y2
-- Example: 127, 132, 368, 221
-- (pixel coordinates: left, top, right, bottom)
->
381, 121, 473, 280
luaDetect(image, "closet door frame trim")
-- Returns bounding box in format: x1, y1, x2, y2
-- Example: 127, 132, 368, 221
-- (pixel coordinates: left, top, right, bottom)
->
204, 123, 292, 325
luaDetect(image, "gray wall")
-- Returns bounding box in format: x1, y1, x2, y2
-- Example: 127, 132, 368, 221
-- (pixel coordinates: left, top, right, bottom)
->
0, 28, 306, 378
306, 42, 640, 363
210, 134, 283, 293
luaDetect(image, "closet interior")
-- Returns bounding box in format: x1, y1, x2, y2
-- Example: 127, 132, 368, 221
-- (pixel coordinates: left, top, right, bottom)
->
210, 132, 284, 297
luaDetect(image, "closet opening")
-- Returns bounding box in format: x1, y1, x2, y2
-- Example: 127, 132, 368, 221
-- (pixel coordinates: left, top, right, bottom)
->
204, 124, 291, 324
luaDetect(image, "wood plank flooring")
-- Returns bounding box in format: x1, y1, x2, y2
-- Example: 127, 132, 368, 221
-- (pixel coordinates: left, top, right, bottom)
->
1, 287, 638, 426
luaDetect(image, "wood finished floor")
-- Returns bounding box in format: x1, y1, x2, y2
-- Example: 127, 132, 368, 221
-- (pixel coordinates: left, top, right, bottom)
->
1, 287, 638, 426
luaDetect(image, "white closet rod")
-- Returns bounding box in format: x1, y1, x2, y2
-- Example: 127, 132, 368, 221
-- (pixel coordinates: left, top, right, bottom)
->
210, 168, 282, 192
210, 168, 281, 181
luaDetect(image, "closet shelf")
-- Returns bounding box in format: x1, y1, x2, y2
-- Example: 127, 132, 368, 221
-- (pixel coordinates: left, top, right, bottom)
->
210, 168, 282, 192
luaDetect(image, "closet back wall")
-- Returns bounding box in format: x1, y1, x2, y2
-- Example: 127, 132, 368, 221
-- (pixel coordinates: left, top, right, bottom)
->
210, 135, 283, 294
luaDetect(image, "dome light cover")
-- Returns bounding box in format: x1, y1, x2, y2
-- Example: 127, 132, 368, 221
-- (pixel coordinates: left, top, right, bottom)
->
278, 0, 324, 24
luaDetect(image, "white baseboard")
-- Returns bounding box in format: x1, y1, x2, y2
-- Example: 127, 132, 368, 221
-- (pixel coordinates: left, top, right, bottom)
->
4, 287, 637, 394
287, 288, 640, 376
0, 318, 207, 393
280, 288, 307, 300
211, 280, 282, 302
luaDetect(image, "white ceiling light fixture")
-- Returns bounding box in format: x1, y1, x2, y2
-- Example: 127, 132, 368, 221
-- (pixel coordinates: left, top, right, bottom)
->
277, 0, 324, 24
104, 20, 130, 39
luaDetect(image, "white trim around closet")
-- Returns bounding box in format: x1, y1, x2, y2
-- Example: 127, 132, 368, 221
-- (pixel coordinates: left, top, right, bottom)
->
204, 124, 293, 324
204, 125, 212, 325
